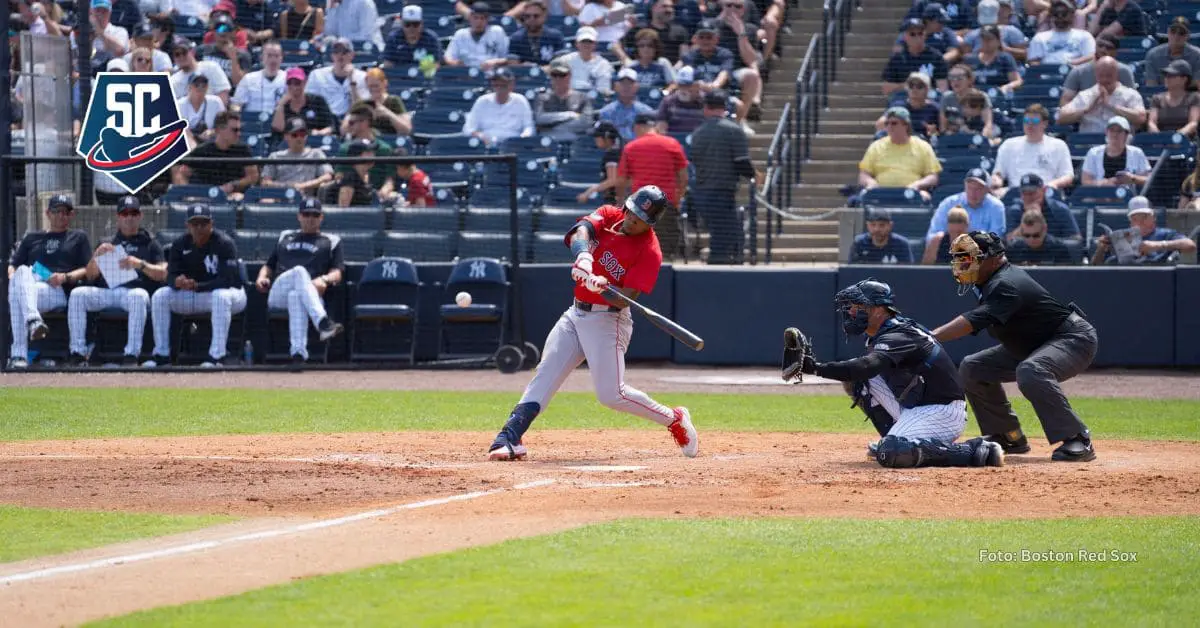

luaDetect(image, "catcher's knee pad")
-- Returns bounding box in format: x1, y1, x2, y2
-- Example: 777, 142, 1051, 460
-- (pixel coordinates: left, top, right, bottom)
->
874, 435, 921, 468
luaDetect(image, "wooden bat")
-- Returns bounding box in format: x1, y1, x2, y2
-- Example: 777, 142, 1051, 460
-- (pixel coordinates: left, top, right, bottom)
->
602, 286, 705, 351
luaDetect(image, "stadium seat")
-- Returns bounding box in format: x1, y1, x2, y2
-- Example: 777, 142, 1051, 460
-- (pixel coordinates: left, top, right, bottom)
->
390, 206, 460, 232
335, 231, 381, 261
438, 257, 509, 358
930, 133, 993, 156
500, 135, 558, 156
542, 185, 599, 208
411, 109, 468, 137
463, 207, 534, 232
160, 184, 230, 206
351, 41, 383, 67
306, 134, 341, 151
243, 204, 301, 231
557, 157, 602, 186
164, 203, 237, 229
424, 134, 489, 155
327, 206, 387, 231
351, 257, 421, 363
434, 65, 487, 84
1067, 185, 1138, 209
421, 161, 477, 188
458, 231, 527, 260
860, 187, 930, 208
1066, 133, 1106, 159
378, 231, 457, 261
172, 13, 206, 38
382, 65, 429, 89
231, 230, 279, 261
424, 86, 486, 111
532, 231, 573, 262
537, 206, 586, 232
242, 187, 301, 205
469, 185, 532, 208
1132, 132, 1195, 157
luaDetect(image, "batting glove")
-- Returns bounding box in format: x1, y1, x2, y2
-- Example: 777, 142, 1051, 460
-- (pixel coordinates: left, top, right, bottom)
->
571, 252, 594, 284
584, 274, 609, 293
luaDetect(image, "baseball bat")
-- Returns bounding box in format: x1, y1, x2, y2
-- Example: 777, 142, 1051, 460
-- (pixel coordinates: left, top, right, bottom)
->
602, 286, 705, 351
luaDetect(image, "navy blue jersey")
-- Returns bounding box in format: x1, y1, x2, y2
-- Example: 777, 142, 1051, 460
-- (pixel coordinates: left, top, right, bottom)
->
100, 228, 166, 291
166, 229, 241, 292
10, 229, 91, 273
383, 28, 442, 67
266, 231, 345, 277
508, 27, 565, 64
882, 48, 948, 85
850, 233, 913, 264
682, 47, 735, 83
866, 316, 964, 407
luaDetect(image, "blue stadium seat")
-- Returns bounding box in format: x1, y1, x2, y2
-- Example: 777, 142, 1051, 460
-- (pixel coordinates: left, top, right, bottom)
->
378, 231, 457, 261
1066, 133, 1106, 158
164, 204, 237, 229
500, 135, 558, 156
328, 206, 387, 231
232, 230, 280, 262
243, 204, 302, 231
336, 231, 381, 261
173, 14, 206, 38
1067, 185, 1138, 209
557, 157, 603, 186
376, 134, 416, 154
532, 231, 573, 262
1132, 132, 1195, 157
422, 161, 478, 188
391, 207, 460, 232
160, 184, 230, 206
860, 188, 931, 208
458, 231, 527, 260
463, 207, 533, 232
424, 134, 489, 155
434, 65, 487, 84
278, 39, 323, 68
243, 187, 302, 205
377, 0, 407, 17
424, 86, 485, 110
931, 133, 993, 156
351, 40, 383, 66
411, 109, 468, 137
470, 185, 532, 208
439, 257, 510, 358
546, 14, 580, 38
1023, 64, 1071, 86
306, 134, 341, 151
537, 206, 586, 232
351, 256, 421, 363
542, 185, 599, 207
382, 65, 429, 89
1010, 84, 1063, 113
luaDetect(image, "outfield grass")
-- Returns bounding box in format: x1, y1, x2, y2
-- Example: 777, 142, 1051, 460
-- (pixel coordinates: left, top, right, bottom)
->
0, 506, 233, 563
0, 389, 1196, 441
98, 516, 1199, 627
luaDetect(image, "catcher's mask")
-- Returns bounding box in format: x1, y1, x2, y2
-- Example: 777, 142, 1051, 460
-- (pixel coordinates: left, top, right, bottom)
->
950, 231, 1006, 294
834, 279, 897, 337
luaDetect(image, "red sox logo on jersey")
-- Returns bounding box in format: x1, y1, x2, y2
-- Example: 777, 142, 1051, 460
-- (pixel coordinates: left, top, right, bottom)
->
597, 250, 626, 281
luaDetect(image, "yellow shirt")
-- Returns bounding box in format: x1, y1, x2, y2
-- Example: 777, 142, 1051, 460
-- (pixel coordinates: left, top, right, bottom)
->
858, 136, 942, 188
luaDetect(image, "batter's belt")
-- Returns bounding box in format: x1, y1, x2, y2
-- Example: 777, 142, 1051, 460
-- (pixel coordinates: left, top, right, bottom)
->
575, 299, 627, 313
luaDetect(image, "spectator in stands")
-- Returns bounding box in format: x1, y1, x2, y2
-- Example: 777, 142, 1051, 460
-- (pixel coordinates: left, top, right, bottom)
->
17, 1, 62, 37
857, 107, 941, 202
230, 39, 286, 114
176, 0, 217, 20
1149, 60, 1200, 137
618, 112, 689, 255
961, 0, 1027, 62
139, 0, 173, 22
262, 117, 335, 196
882, 18, 949, 97
1179, 155, 1200, 209
1058, 34, 1136, 105
851, 208, 913, 264
957, 89, 999, 139
178, 74, 226, 144
623, 29, 676, 90
1007, 211, 1075, 265
445, 2, 510, 69
657, 66, 706, 133
967, 25, 1022, 94
278, 0, 323, 40
464, 67, 535, 144
196, 13, 252, 86
172, 112, 259, 200
921, 205, 969, 264
578, 120, 624, 204
617, 0, 689, 65
383, 5, 441, 69
691, 90, 762, 265
75, 0, 131, 57
203, 2, 250, 50
939, 65, 996, 137
991, 104, 1074, 193
234, 0, 281, 44
337, 138, 380, 206
324, 0, 382, 48
169, 36, 232, 104
393, 154, 436, 207
1057, 57, 1146, 132
1028, 0, 1095, 66
454, 0, 526, 19
1092, 196, 1196, 264
336, 103, 397, 201
124, 22, 172, 71
929, 168, 1006, 239
1092, 0, 1146, 37
271, 67, 336, 137
599, 68, 657, 140
711, 1, 764, 125
307, 38, 371, 118
126, 46, 160, 76
1145, 17, 1200, 86
509, 0, 565, 64
682, 20, 735, 96
1005, 173, 1081, 242
1080, 116, 1150, 187
578, 0, 631, 47
534, 60, 593, 141
561, 27, 613, 94
875, 73, 940, 139
893, 3, 961, 64
352, 68, 411, 135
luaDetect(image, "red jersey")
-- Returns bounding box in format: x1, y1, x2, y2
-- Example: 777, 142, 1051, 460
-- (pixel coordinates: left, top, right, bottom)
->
569, 205, 663, 305
617, 133, 688, 205
405, 168, 437, 206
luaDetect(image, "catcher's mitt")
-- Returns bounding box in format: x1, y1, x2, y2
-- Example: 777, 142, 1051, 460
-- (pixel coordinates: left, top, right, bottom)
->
782, 327, 816, 383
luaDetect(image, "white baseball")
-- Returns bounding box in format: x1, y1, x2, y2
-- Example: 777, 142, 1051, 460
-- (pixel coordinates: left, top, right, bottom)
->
456, 291, 472, 307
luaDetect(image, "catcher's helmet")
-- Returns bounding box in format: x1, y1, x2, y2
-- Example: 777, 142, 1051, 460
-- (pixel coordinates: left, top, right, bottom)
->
624, 185, 667, 226
835, 279, 897, 311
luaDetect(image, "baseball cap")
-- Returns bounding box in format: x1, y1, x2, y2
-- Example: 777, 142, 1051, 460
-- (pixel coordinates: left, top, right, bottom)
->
401, 4, 422, 21
1127, 196, 1153, 216
299, 198, 323, 214
906, 72, 931, 89
703, 89, 727, 108
1170, 16, 1191, 34
91, 0, 111, 10
284, 117, 308, 134
884, 106, 911, 124
976, 0, 999, 25
575, 26, 598, 41
1107, 115, 1131, 132
921, 2, 946, 21
211, 12, 234, 32
634, 112, 657, 125
548, 60, 571, 75
107, 57, 129, 72
1163, 58, 1193, 77
47, 194, 73, 212
489, 66, 515, 81
346, 138, 376, 156
170, 35, 194, 52
1019, 173, 1044, 190
286, 66, 306, 82
592, 120, 620, 139
865, 208, 892, 222
964, 167, 989, 185
676, 66, 695, 85
186, 204, 212, 222
330, 37, 353, 54
470, 1, 490, 13
901, 17, 923, 32
189, 73, 209, 86
133, 22, 155, 38
615, 67, 638, 82
696, 19, 719, 34
116, 195, 140, 212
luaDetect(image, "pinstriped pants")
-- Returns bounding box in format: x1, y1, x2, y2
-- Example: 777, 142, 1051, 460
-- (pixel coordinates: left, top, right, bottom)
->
150, 287, 247, 360
866, 375, 968, 443
266, 266, 328, 359
8, 265, 67, 360
67, 286, 150, 357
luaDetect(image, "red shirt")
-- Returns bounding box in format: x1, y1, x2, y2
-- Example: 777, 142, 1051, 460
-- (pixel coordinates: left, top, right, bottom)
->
405, 168, 436, 206
569, 205, 663, 305
617, 133, 688, 205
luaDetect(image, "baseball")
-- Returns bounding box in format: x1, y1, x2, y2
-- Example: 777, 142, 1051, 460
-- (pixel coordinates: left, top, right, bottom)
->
456, 291, 472, 307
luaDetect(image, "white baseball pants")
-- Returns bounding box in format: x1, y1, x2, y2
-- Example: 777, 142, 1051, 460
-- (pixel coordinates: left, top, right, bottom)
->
150, 287, 247, 359
8, 265, 66, 360
519, 305, 675, 427
68, 286, 150, 357
866, 375, 968, 443
266, 266, 329, 359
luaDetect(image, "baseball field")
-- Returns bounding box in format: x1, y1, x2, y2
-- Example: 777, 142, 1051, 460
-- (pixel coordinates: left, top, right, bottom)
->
1, 367, 1197, 626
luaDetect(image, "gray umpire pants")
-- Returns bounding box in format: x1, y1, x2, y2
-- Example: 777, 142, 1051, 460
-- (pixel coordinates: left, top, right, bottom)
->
959, 313, 1098, 444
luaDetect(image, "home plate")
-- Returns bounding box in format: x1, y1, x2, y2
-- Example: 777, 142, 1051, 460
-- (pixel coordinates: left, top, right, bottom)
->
563, 465, 646, 472
657, 375, 840, 386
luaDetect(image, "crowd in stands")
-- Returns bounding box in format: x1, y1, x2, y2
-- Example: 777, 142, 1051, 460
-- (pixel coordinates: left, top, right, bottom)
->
849, 0, 1200, 267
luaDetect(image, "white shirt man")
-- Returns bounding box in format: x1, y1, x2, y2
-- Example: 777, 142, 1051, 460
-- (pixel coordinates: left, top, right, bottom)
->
306, 39, 370, 118
177, 92, 226, 133
464, 69, 534, 144
445, 6, 510, 68
231, 43, 288, 113
992, 108, 1074, 190
1058, 82, 1145, 133
324, 0, 383, 48
1028, 24, 1094, 65
578, 0, 629, 44
168, 39, 232, 100
562, 27, 612, 94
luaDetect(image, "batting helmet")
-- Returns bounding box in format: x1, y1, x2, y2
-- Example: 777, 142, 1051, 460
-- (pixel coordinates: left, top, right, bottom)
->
624, 185, 667, 226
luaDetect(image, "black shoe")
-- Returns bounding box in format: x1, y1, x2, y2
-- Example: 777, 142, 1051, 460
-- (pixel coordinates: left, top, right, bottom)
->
289, 353, 306, 371
317, 317, 344, 342
747, 102, 763, 122
121, 354, 139, 367
1052, 433, 1096, 462
66, 353, 89, 368
983, 430, 1031, 454
28, 320, 48, 341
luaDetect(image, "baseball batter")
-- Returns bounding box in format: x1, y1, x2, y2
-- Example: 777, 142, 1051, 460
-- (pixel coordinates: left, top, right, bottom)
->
487, 185, 699, 460
782, 279, 1004, 468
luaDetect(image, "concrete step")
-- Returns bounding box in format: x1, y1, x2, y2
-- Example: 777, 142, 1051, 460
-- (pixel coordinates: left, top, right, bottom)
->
828, 81, 892, 97
817, 119, 881, 134
820, 106, 887, 123
793, 18, 910, 34
792, 183, 850, 205
794, 160, 862, 178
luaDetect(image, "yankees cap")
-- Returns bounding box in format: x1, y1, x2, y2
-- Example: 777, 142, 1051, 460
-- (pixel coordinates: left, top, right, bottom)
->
299, 198, 323, 214
284, 116, 308, 134
47, 194, 74, 212
186, 204, 213, 222
117, 195, 141, 212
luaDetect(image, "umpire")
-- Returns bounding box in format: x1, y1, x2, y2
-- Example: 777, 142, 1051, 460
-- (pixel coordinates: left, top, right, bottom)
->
689, 90, 760, 265
931, 231, 1099, 462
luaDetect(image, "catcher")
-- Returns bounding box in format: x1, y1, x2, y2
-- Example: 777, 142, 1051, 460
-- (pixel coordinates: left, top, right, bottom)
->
782, 279, 1004, 468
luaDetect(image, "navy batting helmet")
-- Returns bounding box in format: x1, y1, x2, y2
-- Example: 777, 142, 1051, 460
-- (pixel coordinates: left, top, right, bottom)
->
624, 185, 667, 226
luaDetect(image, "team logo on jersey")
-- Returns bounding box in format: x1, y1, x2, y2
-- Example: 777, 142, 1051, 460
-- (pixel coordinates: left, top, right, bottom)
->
76, 73, 192, 194
204, 254, 219, 276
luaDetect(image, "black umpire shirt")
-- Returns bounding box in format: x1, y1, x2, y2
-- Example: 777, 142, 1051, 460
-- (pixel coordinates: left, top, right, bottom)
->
10, 229, 92, 273
167, 229, 241, 292
690, 115, 752, 193
267, 231, 346, 277
97, 228, 165, 291
961, 262, 1073, 357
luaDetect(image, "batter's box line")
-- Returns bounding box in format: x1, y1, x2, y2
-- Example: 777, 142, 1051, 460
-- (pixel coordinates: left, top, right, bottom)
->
0, 479, 557, 586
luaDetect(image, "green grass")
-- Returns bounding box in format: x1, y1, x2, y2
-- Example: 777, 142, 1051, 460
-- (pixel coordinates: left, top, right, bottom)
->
97, 517, 1200, 627
0, 505, 233, 563
0, 389, 1196, 441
